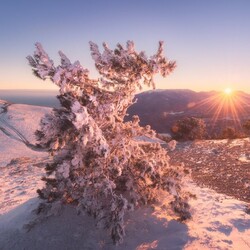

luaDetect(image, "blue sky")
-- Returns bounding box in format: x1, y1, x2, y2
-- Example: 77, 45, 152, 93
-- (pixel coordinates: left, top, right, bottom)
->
1, 0, 250, 92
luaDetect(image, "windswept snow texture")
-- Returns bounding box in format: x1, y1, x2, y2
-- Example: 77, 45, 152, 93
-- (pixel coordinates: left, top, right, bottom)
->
0, 101, 250, 250
0, 101, 50, 167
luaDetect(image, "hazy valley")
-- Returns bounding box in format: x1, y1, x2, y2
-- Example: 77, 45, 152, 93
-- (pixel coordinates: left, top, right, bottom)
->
128, 89, 250, 137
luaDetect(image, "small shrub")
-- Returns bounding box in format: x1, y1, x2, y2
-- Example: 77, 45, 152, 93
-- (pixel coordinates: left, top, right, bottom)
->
243, 120, 250, 135
219, 126, 240, 139
171, 117, 206, 141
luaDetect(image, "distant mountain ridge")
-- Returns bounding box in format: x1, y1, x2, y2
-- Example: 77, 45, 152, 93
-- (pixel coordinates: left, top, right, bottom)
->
0, 90, 60, 108
127, 89, 250, 135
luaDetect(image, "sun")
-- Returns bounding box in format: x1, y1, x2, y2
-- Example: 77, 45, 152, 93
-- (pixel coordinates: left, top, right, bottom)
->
224, 88, 233, 95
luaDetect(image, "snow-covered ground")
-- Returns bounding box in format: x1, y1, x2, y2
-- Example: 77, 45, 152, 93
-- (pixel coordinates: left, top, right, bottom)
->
0, 101, 249, 250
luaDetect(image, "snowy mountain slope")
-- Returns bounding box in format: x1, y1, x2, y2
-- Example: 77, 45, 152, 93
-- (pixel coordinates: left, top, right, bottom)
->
0, 101, 249, 250
0, 101, 50, 214
0, 101, 50, 167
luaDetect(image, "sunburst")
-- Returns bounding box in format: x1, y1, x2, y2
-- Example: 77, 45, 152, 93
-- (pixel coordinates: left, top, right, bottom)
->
189, 90, 248, 133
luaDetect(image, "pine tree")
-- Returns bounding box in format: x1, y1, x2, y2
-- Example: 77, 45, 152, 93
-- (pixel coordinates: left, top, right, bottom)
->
27, 41, 190, 244
172, 117, 206, 141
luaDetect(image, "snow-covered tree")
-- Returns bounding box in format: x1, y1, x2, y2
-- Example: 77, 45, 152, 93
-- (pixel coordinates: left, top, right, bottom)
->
27, 41, 190, 244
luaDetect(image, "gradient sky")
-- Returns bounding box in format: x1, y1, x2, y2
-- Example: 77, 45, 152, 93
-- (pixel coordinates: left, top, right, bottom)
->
1, 0, 250, 93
